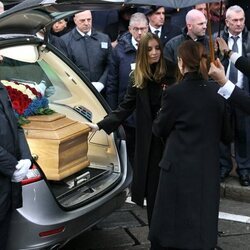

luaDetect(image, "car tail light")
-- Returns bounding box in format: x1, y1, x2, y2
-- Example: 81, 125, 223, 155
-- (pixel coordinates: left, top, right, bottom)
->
21, 164, 42, 185
39, 226, 65, 237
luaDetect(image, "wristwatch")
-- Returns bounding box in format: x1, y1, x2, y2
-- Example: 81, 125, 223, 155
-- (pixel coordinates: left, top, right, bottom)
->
224, 49, 233, 58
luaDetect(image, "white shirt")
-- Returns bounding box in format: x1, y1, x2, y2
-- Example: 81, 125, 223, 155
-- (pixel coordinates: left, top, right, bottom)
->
218, 80, 235, 99
149, 24, 162, 38
218, 52, 241, 99
76, 28, 91, 37
131, 37, 138, 50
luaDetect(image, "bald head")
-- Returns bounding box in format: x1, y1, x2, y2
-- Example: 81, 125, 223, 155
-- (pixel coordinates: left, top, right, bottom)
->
186, 9, 206, 25
185, 9, 207, 39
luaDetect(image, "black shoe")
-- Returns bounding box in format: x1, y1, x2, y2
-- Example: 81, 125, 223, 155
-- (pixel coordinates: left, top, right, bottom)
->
239, 175, 250, 186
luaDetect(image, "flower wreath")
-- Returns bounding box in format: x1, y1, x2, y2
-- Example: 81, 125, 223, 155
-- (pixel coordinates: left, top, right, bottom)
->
1, 80, 54, 126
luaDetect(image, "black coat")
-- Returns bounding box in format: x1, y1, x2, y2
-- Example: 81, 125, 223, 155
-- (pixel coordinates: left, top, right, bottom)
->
62, 28, 112, 84
164, 27, 210, 64
230, 86, 250, 115
235, 55, 250, 78
228, 55, 250, 114
149, 73, 232, 249
97, 72, 173, 207
0, 82, 32, 221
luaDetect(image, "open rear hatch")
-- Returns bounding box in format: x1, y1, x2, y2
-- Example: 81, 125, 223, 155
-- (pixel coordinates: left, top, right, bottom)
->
0, 41, 126, 210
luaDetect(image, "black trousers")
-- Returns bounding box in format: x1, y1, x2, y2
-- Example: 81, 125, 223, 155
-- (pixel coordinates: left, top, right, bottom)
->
0, 210, 11, 250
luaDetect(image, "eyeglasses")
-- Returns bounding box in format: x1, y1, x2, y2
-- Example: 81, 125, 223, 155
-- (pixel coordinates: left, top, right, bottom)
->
131, 26, 148, 32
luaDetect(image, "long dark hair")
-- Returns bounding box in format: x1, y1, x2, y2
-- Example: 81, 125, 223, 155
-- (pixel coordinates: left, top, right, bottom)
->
177, 40, 209, 80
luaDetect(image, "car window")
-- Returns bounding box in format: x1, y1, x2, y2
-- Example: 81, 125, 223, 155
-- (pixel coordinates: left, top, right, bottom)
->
0, 57, 72, 101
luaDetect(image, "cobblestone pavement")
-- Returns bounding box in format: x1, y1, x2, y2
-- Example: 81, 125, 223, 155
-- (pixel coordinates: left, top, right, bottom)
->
62, 177, 250, 250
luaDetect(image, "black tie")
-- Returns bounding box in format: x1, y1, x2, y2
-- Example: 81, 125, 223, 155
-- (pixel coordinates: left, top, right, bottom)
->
154, 30, 160, 37
84, 32, 89, 38
229, 36, 239, 84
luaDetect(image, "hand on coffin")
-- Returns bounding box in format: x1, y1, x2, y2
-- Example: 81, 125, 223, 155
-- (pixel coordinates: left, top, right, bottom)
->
37, 80, 47, 95
85, 122, 99, 132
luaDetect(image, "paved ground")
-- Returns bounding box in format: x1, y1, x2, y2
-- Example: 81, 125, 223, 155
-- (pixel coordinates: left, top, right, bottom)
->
62, 176, 250, 250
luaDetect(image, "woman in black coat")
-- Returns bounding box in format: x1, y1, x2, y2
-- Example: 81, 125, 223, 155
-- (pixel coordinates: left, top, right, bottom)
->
86, 32, 175, 225
149, 40, 232, 250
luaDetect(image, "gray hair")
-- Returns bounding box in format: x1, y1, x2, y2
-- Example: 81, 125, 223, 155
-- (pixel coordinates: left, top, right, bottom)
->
226, 5, 245, 19
129, 12, 148, 26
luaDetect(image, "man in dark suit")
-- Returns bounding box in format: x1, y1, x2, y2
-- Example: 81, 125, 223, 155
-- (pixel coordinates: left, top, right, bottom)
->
0, 81, 32, 250
61, 10, 112, 94
145, 5, 181, 47
219, 5, 250, 186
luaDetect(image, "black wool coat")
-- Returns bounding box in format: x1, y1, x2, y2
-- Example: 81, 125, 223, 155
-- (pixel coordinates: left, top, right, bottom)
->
149, 73, 232, 249
98, 74, 169, 207
0, 82, 32, 221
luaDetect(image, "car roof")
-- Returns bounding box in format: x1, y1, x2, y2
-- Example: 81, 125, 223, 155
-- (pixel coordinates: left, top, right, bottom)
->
0, 0, 124, 35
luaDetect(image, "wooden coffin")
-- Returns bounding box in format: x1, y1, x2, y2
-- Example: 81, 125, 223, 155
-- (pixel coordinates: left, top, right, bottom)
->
22, 112, 91, 181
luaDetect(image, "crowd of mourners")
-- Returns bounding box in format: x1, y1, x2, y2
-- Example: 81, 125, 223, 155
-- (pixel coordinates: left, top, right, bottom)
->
1, 0, 250, 249
52, 1, 250, 249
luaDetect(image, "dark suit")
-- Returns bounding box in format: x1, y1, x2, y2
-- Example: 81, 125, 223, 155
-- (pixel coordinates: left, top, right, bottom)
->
149, 22, 181, 47
220, 27, 250, 178
0, 82, 32, 250
149, 73, 232, 249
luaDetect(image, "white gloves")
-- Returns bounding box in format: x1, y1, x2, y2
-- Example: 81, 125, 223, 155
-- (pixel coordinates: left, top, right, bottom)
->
37, 80, 47, 95
91, 82, 104, 92
85, 122, 99, 132
11, 159, 32, 182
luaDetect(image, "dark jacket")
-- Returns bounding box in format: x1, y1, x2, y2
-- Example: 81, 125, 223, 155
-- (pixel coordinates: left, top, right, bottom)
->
235, 55, 250, 78
149, 73, 232, 249
164, 27, 210, 64
149, 21, 182, 47
227, 55, 250, 114
62, 28, 112, 84
106, 32, 136, 127
48, 33, 68, 56
106, 32, 136, 109
0, 82, 32, 221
